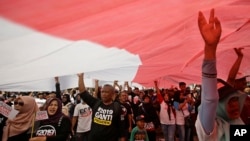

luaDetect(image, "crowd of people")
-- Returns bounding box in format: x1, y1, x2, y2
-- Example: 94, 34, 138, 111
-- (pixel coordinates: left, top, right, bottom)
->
0, 9, 250, 141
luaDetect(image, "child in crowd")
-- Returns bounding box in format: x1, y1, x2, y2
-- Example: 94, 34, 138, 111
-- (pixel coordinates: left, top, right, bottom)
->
130, 115, 149, 141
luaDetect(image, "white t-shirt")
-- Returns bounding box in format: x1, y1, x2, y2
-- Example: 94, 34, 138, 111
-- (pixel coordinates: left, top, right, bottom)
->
73, 103, 92, 133
159, 102, 175, 125
175, 103, 189, 125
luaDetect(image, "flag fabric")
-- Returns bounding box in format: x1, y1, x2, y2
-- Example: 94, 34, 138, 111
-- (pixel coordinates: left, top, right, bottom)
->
0, 0, 249, 91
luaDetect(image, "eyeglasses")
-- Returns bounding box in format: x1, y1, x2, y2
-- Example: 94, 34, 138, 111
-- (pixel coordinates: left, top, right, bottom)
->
14, 101, 24, 106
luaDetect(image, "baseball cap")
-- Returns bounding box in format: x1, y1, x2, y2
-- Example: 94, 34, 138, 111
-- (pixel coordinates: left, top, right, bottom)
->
136, 115, 145, 121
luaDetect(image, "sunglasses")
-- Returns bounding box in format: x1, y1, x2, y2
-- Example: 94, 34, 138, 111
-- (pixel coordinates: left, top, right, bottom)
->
14, 101, 24, 106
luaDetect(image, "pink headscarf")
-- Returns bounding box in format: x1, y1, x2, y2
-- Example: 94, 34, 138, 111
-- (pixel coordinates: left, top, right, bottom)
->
2, 96, 38, 141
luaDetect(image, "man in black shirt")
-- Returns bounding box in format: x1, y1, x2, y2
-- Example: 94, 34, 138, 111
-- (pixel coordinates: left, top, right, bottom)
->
78, 73, 126, 141
119, 90, 133, 140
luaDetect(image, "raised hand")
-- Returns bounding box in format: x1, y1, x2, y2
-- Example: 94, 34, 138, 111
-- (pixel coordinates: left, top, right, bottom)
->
77, 73, 84, 77
154, 80, 158, 87
54, 76, 59, 83
198, 9, 222, 47
114, 80, 118, 85
234, 48, 244, 57
77, 73, 85, 93
198, 9, 222, 60
124, 81, 128, 86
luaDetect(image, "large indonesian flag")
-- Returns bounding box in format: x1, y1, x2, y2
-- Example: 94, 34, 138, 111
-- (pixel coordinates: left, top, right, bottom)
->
0, 0, 249, 91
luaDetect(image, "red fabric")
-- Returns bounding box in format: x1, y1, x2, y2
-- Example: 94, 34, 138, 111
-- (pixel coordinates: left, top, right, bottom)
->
0, 0, 249, 89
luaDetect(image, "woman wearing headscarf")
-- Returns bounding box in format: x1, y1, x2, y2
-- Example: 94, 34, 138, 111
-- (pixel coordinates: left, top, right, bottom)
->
62, 94, 75, 118
29, 98, 71, 141
2, 96, 38, 141
195, 9, 247, 141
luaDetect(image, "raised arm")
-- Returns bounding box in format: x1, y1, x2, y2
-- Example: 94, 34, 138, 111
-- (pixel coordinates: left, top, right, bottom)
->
198, 9, 221, 134
124, 81, 132, 93
113, 80, 122, 92
78, 73, 98, 107
93, 79, 99, 98
55, 76, 62, 100
78, 73, 86, 93
227, 48, 244, 86
154, 80, 163, 103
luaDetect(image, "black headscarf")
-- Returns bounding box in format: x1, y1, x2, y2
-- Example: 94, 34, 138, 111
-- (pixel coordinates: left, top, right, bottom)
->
62, 94, 71, 105
41, 98, 64, 124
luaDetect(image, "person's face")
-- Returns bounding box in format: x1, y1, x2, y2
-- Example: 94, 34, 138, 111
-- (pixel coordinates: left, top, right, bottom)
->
179, 84, 186, 92
14, 99, 24, 111
226, 97, 240, 120
38, 94, 43, 99
49, 93, 56, 99
139, 91, 144, 99
77, 95, 81, 101
113, 91, 119, 100
164, 94, 169, 101
143, 97, 150, 103
47, 100, 59, 116
101, 86, 114, 103
62, 96, 67, 102
45, 94, 50, 100
43, 94, 48, 99
148, 90, 154, 96
119, 92, 127, 103
134, 89, 140, 95
136, 120, 145, 129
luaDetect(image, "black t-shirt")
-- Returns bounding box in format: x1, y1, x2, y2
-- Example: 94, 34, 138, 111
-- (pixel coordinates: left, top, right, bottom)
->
80, 91, 126, 141
120, 102, 133, 129
0, 114, 7, 139
138, 103, 160, 128
34, 116, 71, 141
6, 130, 29, 141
